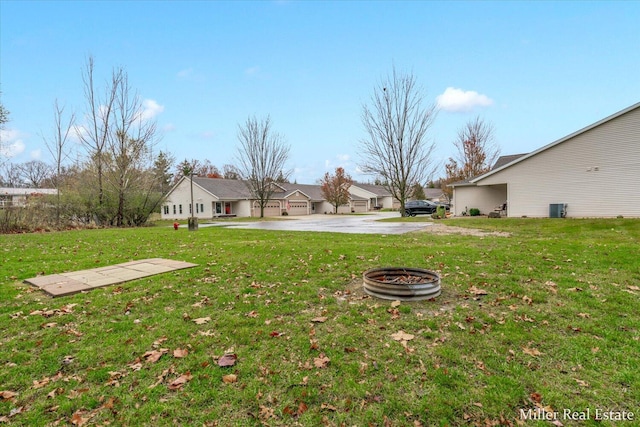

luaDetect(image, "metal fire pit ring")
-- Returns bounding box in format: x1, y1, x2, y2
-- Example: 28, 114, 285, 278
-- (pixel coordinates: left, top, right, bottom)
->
363, 267, 441, 301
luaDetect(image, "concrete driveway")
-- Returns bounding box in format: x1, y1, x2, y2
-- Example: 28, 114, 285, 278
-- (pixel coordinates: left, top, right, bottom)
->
201, 212, 433, 234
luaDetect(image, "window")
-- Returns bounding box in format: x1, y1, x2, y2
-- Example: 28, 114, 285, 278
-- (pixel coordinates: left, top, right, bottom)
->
200, 203, 204, 213
189, 204, 192, 214
179, 205, 182, 214
163, 205, 169, 215
173, 205, 176, 214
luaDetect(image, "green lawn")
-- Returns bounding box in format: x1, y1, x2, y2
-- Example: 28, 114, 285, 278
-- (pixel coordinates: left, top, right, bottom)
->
1, 218, 639, 426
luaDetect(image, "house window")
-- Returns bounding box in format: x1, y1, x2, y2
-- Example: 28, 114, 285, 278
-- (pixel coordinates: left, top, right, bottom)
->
200, 203, 204, 213
195, 204, 198, 214
173, 205, 176, 214
163, 205, 169, 215
215, 202, 222, 214
189, 204, 192, 214
179, 205, 182, 214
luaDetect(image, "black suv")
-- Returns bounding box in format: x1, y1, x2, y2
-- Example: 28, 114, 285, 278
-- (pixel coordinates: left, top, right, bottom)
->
404, 200, 437, 216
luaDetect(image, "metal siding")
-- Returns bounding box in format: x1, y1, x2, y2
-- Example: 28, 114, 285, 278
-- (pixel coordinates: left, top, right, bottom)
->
478, 107, 640, 217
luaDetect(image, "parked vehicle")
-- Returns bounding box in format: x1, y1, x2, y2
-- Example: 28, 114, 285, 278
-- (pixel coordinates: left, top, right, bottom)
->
404, 200, 438, 216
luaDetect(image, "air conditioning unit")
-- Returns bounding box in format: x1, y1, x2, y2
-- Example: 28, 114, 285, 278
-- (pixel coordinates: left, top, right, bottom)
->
549, 203, 567, 218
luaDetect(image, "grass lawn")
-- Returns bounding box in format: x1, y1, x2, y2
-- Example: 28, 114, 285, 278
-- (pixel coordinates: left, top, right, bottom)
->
1, 218, 639, 426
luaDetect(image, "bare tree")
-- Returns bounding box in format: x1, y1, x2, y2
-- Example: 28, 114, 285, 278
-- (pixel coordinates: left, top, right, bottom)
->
17, 160, 53, 188
235, 115, 290, 218
1, 163, 22, 187
359, 67, 437, 216
320, 167, 353, 214
44, 99, 76, 223
0, 93, 9, 167
222, 163, 241, 180
78, 56, 122, 213
107, 72, 158, 227
442, 116, 499, 198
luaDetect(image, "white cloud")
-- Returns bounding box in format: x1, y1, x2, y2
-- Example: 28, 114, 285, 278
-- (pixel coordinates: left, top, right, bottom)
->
0, 128, 26, 158
30, 149, 42, 160
162, 123, 176, 132
177, 68, 194, 79
336, 154, 350, 162
140, 99, 164, 121
436, 87, 494, 112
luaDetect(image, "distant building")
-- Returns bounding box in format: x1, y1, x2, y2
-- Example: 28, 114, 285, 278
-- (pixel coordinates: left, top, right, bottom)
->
160, 178, 397, 219
0, 188, 58, 208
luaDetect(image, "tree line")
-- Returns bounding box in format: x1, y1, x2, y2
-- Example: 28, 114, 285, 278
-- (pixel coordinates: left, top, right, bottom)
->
1, 62, 500, 232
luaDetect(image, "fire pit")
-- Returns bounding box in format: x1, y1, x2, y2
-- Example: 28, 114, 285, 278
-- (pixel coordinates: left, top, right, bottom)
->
363, 267, 441, 301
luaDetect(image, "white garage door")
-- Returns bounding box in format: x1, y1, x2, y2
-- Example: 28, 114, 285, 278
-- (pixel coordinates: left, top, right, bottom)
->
254, 202, 281, 217
352, 201, 367, 213
287, 201, 308, 216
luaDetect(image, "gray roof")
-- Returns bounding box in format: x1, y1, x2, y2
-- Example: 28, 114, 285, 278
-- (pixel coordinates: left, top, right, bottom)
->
491, 154, 528, 170
424, 188, 446, 199
350, 183, 393, 197
279, 183, 326, 201
187, 178, 393, 202
188, 178, 392, 202
192, 177, 253, 199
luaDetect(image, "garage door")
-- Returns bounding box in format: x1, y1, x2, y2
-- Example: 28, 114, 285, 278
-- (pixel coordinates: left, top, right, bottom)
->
352, 201, 367, 213
287, 201, 308, 216
253, 202, 281, 217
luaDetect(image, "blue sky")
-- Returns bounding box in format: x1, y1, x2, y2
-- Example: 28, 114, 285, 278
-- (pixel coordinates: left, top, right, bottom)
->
1, 0, 639, 184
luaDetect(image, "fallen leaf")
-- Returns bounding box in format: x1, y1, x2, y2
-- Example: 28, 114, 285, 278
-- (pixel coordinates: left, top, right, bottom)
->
218, 353, 238, 367
222, 374, 237, 383
468, 286, 488, 295
297, 401, 308, 415
33, 377, 51, 389
192, 317, 211, 325
522, 347, 543, 357
173, 348, 188, 358
391, 331, 415, 341
168, 372, 193, 390
577, 313, 590, 318
454, 322, 466, 330
153, 337, 168, 347
575, 378, 590, 387
311, 316, 328, 323
0, 391, 17, 400
530, 392, 542, 403
71, 411, 90, 426
314, 354, 330, 369
390, 300, 401, 308
143, 349, 168, 363
246, 310, 259, 318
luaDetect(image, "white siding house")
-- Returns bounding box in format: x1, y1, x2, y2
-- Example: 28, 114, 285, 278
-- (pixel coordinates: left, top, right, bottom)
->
160, 178, 395, 219
451, 102, 640, 218
0, 188, 58, 208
